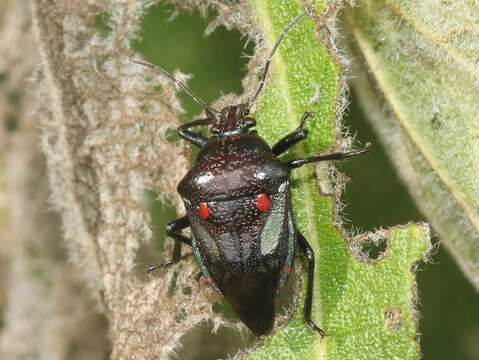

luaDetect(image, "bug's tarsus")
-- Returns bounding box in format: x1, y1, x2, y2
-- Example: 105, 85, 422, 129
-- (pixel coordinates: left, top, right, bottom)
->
146, 261, 173, 275
300, 111, 316, 128
146, 258, 181, 274
147, 253, 196, 274
287, 142, 371, 169
133, 60, 221, 116
297, 232, 326, 338
272, 111, 315, 156
247, 13, 305, 112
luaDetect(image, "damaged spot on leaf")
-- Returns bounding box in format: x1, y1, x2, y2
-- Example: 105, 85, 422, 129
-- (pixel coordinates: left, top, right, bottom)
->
384, 307, 403, 332
351, 232, 389, 263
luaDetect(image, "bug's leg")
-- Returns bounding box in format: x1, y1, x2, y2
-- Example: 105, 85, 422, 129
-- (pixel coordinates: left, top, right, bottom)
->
178, 116, 214, 147
147, 216, 192, 274
272, 112, 314, 156
286, 142, 371, 169
297, 232, 326, 338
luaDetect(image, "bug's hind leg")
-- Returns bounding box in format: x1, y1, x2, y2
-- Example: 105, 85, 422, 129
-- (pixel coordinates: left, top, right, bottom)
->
287, 143, 371, 169
147, 216, 192, 274
297, 232, 326, 338
272, 111, 315, 156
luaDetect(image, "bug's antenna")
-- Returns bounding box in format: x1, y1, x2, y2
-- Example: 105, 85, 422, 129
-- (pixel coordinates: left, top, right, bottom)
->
247, 13, 304, 112
134, 60, 221, 116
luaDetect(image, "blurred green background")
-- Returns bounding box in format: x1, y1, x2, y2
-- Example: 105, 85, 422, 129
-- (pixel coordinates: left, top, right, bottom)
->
133, 3, 479, 359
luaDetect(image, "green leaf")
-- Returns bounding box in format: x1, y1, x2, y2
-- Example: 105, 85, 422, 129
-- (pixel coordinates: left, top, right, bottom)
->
248, 226, 430, 360
343, 1, 479, 288
245, 0, 431, 358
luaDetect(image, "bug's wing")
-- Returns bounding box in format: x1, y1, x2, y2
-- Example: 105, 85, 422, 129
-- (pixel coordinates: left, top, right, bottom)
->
187, 182, 293, 275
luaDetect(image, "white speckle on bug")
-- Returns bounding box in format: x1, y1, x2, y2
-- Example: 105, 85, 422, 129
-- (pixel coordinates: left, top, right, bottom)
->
278, 180, 288, 192
254, 171, 266, 180
197, 172, 214, 184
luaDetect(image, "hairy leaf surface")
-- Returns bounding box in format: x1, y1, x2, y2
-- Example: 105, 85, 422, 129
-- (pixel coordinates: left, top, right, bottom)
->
245, 1, 431, 358
344, 1, 479, 288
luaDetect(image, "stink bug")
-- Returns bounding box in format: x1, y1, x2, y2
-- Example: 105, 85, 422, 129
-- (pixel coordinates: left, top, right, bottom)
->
138, 13, 369, 336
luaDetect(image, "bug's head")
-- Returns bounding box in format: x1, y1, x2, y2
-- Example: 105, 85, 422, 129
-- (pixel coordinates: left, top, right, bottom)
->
210, 104, 256, 137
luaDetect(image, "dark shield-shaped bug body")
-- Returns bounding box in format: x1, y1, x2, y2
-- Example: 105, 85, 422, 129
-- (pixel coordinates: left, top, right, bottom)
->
179, 116, 294, 335
139, 13, 369, 336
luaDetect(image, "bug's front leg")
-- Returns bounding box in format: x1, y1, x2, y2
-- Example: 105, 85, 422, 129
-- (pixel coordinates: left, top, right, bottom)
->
272, 111, 315, 156
297, 232, 326, 338
147, 215, 192, 273
178, 116, 213, 147
286, 143, 371, 169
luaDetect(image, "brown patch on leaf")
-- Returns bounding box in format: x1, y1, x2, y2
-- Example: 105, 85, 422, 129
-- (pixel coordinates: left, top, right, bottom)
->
384, 307, 403, 332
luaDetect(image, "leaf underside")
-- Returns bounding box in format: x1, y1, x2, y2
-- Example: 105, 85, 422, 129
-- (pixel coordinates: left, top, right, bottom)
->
344, 1, 479, 289
244, 1, 431, 359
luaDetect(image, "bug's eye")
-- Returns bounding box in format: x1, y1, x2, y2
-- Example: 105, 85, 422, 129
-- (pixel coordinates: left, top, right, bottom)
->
198, 202, 210, 219
255, 193, 271, 213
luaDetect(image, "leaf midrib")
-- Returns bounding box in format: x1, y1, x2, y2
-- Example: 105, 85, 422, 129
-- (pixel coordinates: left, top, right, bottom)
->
255, 3, 321, 248
347, 13, 479, 236
255, 0, 324, 349
384, 0, 479, 83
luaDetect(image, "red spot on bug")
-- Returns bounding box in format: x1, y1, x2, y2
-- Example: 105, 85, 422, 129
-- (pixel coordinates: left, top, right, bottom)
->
255, 193, 271, 212
198, 202, 209, 219
281, 266, 292, 274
